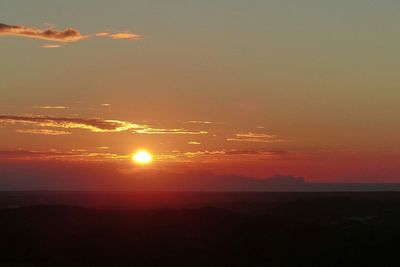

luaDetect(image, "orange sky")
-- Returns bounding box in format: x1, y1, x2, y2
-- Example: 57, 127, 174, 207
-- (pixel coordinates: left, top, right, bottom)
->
1, 0, 400, 186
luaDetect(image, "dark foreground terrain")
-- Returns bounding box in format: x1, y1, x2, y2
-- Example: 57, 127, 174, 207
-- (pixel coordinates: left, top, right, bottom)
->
1, 192, 400, 266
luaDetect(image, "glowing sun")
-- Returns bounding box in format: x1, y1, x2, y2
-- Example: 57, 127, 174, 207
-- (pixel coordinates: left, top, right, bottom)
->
132, 150, 153, 165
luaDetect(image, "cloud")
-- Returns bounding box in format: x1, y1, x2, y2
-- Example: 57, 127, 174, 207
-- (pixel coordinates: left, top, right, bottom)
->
184, 120, 221, 125
0, 115, 144, 132
184, 150, 228, 157
0, 23, 84, 42
0, 115, 207, 135
109, 32, 142, 40
95, 31, 143, 40
0, 23, 143, 46
177, 149, 292, 163
95, 32, 110, 37
135, 128, 207, 135
16, 129, 72, 135
41, 44, 62, 49
188, 141, 201, 145
227, 132, 287, 143
236, 133, 276, 138
0, 150, 78, 161
184, 149, 285, 156
34, 106, 68, 109
0, 149, 127, 162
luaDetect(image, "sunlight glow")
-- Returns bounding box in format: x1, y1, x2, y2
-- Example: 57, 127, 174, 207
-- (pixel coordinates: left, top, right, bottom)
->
132, 150, 153, 165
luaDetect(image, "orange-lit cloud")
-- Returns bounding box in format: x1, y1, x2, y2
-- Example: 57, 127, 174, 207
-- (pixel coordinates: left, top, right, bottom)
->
184, 120, 220, 125
184, 150, 226, 157
95, 32, 110, 37
227, 132, 287, 143
0, 23, 84, 42
0, 149, 282, 163
0, 149, 128, 162
0, 23, 143, 46
16, 129, 72, 135
135, 128, 207, 135
0, 150, 72, 160
34, 106, 68, 109
95, 32, 143, 40
0, 115, 207, 135
188, 141, 201, 145
174, 149, 292, 163
109, 32, 142, 40
0, 115, 144, 132
183, 149, 286, 157
41, 44, 62, 49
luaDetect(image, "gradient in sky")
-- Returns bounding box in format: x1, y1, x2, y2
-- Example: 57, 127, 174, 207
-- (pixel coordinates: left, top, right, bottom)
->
1, 0, 400, 187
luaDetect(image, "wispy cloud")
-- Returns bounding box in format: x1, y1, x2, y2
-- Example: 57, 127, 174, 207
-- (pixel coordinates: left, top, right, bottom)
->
227, 132, 287, 143
0, 149, 128, 162
0, 23, 143, 46
188, 141, 201, 145
135, 128, 207, 135
0, 115, 144, 132
181, 149, 289, 161
41, 44, 62, 49
95, 32, 110, 37
15, 129, 72, 135
184, 150, 226, 157
0, 150, 73, 160
0, 115, 207, 135
95, 32, 142, 40
184, 120, 215, 124
109, 32, 142, 40
34, 106, 68, 109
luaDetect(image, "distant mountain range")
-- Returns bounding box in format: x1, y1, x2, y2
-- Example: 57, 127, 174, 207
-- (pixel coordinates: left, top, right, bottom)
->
1, 160, 400, 191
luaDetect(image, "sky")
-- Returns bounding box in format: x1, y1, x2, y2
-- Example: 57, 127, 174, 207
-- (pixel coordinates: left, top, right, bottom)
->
1, 0, 400, 187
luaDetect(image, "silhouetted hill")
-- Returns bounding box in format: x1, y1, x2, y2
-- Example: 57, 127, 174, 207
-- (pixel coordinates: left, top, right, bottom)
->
0, 205, 328, 266
1, 193, 400, 266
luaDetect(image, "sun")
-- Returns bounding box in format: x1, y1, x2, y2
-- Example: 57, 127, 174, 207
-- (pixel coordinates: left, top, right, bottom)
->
132, 150, 153, 165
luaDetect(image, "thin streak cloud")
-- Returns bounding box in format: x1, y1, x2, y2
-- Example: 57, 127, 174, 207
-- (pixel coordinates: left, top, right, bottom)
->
227, 132, 287, 143
188, 141, 201, 145
135, 128, 208, 135
16, 129, 72, 135
109, 32, 142, 40
34, 106, 68, 109
41, 44, 62, 49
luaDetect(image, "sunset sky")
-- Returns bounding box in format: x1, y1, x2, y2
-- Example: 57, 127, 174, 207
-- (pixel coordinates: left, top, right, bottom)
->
1, 0, 400, 187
